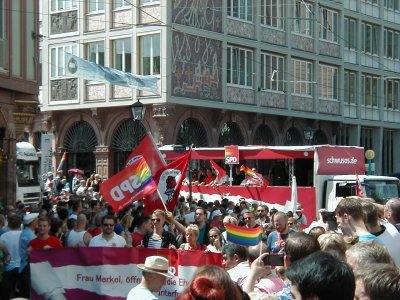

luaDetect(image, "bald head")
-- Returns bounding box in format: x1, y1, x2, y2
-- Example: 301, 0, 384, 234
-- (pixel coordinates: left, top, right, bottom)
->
384, 198, 400, 224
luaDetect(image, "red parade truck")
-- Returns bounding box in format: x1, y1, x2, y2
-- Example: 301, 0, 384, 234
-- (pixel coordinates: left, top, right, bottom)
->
159, 145, 400, 224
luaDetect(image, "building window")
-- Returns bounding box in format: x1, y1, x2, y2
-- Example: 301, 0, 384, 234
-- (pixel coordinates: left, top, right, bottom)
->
361, 22, 379, 55
113, 38, 131, 72
141, 0, 160, 4
344, 70, 356, 104
293, 0, 312, 36
384, 79, 400, 110
319, 64, 338, 100
140, 34, 160, 75
227, 45, 253, 87
0, 0, 5, 40
361, 74, 379, 107
114, 0, 131, 9
384, 0, 400, 11
291, 59, 313, 96
88, 0, 105, 12
50, 45, 77, 78
335, 125, 350, 146
51, 0, 77, 12
319, 7, 338, 42
87, 41, 105, 66
360, 127, 373, 151
261, 52, 284, 91
344, 18, 356, 50
363, 0, 378, 5
261, 0, 284, 29
384, 28, 400, 59
382, 129, 394, 175
227, 0, 253, 22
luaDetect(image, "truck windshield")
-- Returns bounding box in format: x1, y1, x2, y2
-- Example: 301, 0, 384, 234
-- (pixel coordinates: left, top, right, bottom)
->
364, 180, 400, 204
16, 160, 40, 187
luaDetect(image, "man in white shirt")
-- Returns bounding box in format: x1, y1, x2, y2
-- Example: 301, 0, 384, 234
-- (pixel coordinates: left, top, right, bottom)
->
221, 243, 250, 288
89, 215, 126, 247
126, 256, 174, 300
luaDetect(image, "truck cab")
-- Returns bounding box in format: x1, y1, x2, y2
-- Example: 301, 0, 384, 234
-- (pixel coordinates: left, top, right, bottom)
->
16, 142, 41, 207
322, 175, 400, 211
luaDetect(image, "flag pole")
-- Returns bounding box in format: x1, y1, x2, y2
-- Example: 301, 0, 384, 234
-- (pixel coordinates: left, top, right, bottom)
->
259, 239, 263, 257
156, 189, 168, 212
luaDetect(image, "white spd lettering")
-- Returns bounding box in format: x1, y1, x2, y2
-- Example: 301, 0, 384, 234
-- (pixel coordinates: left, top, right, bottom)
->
110, 175, 141, 201
225, 157, 238, 163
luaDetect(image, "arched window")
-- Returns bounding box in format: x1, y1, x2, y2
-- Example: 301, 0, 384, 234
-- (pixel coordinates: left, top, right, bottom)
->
218, 122, 245, 146
111, 119, 146, 173
64, 121, 98, 176
313, 129, 328, 145
284, 127, 302, 146
253, 124, 274, 145
176, 118, 208, 147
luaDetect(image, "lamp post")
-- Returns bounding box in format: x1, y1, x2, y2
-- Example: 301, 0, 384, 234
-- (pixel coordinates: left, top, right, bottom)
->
303, 126, 314, 145
130, 99, 146, 121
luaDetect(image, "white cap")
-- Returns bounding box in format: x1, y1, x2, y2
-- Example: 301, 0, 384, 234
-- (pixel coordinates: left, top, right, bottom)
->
211, 209, 223, 219
24, 213, 39, 224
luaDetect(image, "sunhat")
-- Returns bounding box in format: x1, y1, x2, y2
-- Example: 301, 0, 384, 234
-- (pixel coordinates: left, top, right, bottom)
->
137, 256, 174, 278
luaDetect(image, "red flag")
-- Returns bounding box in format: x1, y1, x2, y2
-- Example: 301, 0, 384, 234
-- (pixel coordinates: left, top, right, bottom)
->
100, 157, 157, 212
240, 165, 270, 187
355, 172, 365, 197
210, 160, 227, 182
125, 132, 166, 175
144, 150, 191, 215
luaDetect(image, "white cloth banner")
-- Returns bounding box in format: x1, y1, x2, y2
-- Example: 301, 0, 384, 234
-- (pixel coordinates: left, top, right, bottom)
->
65, 53, 159, 94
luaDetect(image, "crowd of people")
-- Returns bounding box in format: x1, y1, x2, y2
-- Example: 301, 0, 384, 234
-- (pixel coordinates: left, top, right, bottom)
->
0, 176, 400, 299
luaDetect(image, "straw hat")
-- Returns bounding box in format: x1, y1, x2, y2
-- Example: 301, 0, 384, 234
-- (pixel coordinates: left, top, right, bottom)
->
137, 256, 174, 278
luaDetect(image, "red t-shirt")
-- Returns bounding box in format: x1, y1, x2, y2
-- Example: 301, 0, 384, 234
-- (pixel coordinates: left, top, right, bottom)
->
87, 227, 102, 237
202, 175, 216, 185
30, 236, 63, 249
132, 232, 144, 247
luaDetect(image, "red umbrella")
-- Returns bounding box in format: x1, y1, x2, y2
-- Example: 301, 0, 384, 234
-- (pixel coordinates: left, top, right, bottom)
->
68, 168, 84, 176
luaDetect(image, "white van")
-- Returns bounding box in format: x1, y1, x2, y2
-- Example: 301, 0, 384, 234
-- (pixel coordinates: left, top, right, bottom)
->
16, 142, 42, 207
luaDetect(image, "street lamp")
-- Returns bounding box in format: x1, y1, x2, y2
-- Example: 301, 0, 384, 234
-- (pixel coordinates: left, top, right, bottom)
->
303, 126, 314, 144
130, 99, 145, 121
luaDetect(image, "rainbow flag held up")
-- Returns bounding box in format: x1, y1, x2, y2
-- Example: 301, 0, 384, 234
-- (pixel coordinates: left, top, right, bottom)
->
57, 152, 67, 171
240, 165, 269, 187
225, 223, 263, 246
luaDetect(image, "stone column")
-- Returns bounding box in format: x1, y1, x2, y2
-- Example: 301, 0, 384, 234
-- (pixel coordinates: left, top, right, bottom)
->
95, 146, 110, 180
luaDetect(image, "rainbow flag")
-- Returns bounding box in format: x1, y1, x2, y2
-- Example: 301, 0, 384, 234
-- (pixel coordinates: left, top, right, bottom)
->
240, 165, 269, 187
57, 152, 67, 171
225, 223, 263, 246
100, 157, 158, 212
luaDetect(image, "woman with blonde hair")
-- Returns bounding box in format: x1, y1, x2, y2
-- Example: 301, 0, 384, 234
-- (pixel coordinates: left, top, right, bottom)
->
143, 209, 177, 249
180, 224, 205, 250
206, 227, 225, 253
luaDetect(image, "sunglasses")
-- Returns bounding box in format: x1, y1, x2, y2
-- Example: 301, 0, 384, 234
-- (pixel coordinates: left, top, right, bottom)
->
152, 218, 161, 222
288, 222, 294, 225
257, 210, 265, 212
209, 235, 219, 238
103, 223, 114, 227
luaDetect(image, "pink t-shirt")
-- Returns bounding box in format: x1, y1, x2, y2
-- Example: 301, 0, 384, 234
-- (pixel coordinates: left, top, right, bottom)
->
255, 275, 286, 293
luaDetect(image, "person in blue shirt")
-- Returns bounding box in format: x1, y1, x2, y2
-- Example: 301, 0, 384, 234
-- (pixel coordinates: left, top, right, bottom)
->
266, 211, 297, 253
335, 197, 381, 243
18, 213, 39, 299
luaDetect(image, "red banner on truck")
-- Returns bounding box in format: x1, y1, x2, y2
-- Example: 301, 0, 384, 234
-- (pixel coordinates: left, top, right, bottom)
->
316, 146, 365, 175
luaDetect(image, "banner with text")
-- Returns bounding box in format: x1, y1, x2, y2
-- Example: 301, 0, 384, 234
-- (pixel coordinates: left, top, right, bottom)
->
40, 133, 53, 176
30, 247, 222, 300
